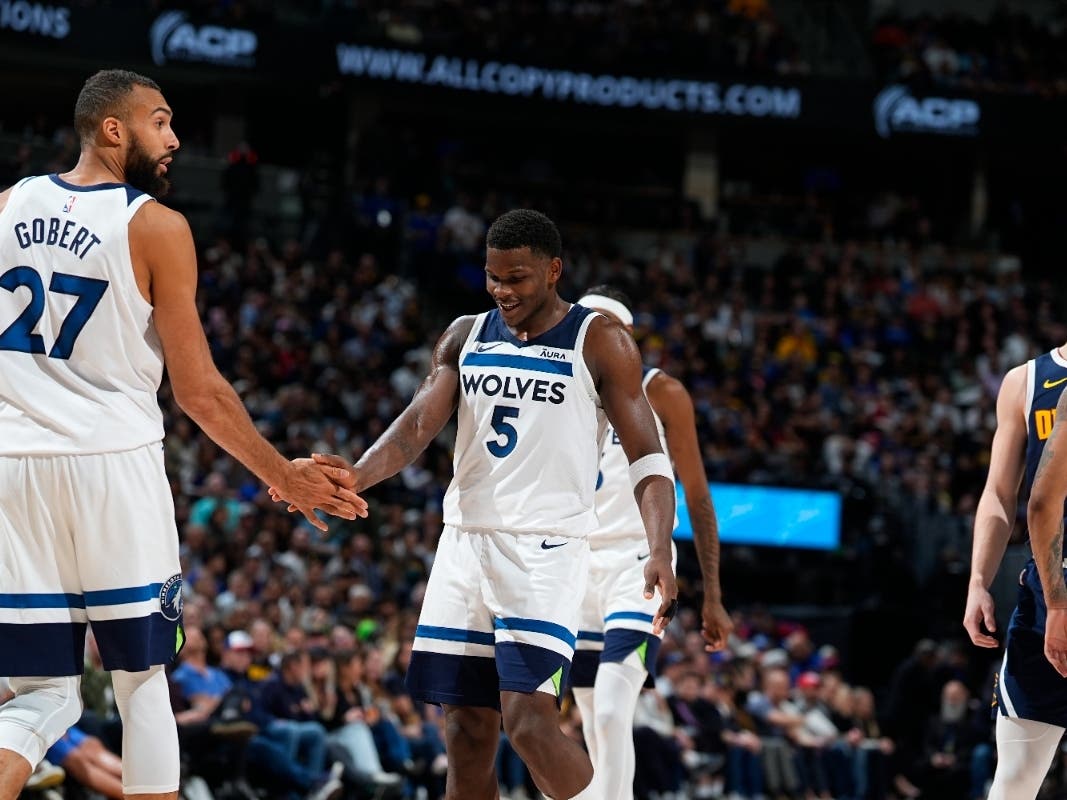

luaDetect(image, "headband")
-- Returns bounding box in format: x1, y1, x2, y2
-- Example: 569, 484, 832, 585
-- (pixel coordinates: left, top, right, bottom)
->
578, 294, 634, 327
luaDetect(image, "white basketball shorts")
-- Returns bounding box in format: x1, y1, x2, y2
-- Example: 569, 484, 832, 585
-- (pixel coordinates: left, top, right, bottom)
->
407, 525, 589, 709
571, 534, 677, 688
0, 443, 184, 676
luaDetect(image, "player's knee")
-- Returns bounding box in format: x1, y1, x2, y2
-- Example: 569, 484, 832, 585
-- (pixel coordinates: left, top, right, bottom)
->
0, 677, 83, 765
445, 708, 498, 763
15, 676, 83, 733
592, 698, 628, 735
501, 701, 554, 756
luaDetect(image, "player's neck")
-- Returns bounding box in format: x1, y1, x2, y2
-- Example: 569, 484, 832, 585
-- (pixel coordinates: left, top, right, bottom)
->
60, 149, 126, 187
510, 296, 570, 342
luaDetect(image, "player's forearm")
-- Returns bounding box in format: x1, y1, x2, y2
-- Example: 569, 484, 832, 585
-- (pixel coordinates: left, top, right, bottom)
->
353, 411, 432, 492
1029, 496, 1067, 607
685, 484, 722, 601
635, 475, 677, 558
176, 381, 290, 488
969, 490, 1014, 590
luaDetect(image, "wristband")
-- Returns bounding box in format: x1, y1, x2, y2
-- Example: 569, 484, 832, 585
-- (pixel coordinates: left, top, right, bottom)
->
629, 452, 673, 490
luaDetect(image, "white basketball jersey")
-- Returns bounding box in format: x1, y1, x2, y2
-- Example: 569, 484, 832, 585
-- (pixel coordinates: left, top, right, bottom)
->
592, 367, 675, 542
443, 305, 604, 536
0, 174, 165, 455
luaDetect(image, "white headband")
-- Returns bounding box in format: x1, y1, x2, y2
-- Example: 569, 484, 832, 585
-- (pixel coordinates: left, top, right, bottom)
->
578, 294, 634, 327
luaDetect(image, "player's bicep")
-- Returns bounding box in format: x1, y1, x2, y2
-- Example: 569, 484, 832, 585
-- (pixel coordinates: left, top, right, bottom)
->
134, 207, 224, 403
986, 365, 1028, 499
650, 374, 708, 488
591, 321, 662, 462
402, 316, 473, 436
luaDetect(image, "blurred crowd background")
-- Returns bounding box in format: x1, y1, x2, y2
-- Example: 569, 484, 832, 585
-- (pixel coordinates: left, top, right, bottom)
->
6, 0, 1067, 798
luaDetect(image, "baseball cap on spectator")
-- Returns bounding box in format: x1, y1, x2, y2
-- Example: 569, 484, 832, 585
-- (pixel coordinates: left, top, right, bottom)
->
226, 630, 254, 651
797, 671, 821, 689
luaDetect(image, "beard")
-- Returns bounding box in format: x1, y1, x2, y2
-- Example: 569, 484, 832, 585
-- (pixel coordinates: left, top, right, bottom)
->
125, 132, 171, 197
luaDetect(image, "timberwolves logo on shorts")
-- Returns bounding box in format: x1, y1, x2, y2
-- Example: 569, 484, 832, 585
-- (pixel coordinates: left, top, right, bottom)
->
159, 574, 184, 622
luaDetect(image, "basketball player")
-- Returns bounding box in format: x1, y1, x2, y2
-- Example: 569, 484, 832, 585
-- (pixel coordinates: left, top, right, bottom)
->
962, 345, 1067, 799
570, 286, 732, 800
293, 210, 679, 800
0, 69, 365, 800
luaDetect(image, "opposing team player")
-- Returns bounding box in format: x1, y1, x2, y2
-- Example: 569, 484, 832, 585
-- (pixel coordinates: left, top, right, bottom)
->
571, 286, 732, 800
0, 69, 364, 800
963, 345, 1067, 799
296, 210, 679, 800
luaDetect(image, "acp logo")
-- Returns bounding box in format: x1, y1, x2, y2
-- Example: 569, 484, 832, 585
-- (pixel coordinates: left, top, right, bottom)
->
150, 10, 257, 68
873, 85, 980, 139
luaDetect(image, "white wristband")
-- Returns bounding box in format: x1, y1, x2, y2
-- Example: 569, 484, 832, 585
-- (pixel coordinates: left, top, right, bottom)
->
629, 452, 673, 490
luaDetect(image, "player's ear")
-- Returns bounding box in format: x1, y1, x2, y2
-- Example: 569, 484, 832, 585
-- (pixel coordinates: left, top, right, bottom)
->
101, 115, 123, 146
547, 256, 563, 284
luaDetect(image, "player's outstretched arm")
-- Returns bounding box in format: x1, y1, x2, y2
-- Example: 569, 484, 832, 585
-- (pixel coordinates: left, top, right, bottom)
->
647, 372, 732, 652
132, 202, 367, 530
965, 364, 1027, 648
1028, 387, 1067, 676
587, 317, 678, 633
308, 316, 474, 494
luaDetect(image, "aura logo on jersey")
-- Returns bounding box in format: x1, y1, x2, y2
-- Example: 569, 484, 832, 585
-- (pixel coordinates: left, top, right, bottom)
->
159, 574, 184, 622
0, 1, 70, 38
873, 85, 980, 138
150, 10, 257, 68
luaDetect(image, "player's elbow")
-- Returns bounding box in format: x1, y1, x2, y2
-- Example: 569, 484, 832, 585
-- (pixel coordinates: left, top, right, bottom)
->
1027, 491, 1060, 526
172, 375, 230, 422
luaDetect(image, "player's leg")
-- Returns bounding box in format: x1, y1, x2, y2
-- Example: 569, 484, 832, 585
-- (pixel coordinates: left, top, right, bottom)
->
442, 705, 503, 800
483, 532, 596, 799
0, 455, 88, 800
987, 715, 1063, 800
72, 447, 184, 799
0, 677, 84, 800
583, 539, 672, 800
570, 556, 607, 769
404, 527, 502, 797
500, 690, 595, 799
589, 660, 646, 800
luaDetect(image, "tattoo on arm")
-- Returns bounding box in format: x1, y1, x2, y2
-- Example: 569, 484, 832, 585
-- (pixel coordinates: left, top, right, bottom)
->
689, 491, 722, 598
1048, 524, 1067, 607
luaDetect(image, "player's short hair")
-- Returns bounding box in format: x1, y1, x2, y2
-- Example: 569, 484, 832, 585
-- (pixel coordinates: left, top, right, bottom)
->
74, 69, 161, 144
583, 284, 633, 313
486, 209, 562, 259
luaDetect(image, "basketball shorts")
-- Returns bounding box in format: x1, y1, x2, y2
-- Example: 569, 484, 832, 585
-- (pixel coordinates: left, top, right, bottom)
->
0, 444, 184, 677
570, 535, 676, 689
995, 558, 1067, 726
406, 525, 589, 710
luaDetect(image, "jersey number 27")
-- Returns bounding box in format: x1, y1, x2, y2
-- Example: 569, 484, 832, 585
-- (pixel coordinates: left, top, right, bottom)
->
0, 266, 108, 360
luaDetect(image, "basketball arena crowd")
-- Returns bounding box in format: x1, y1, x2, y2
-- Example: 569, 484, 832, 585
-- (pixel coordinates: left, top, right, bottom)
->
5, 3, 1067, 800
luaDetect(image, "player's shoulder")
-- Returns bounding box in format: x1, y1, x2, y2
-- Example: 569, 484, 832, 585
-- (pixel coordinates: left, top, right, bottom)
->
446, 314, 480, 339
128, 199, 191, 238
0, 184, 17, 215
646, 369, 688, 398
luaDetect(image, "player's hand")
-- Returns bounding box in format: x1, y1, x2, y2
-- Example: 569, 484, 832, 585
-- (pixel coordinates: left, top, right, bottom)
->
1044, 607, 1067, 677
701, 597, 733, 652
270, 458, 368, 531
644, 554, 678, 635
311, 452, 359, 490
963, 584, 998, 648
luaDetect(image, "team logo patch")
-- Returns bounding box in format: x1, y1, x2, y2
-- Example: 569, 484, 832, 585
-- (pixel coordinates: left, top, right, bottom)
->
159, 574, 184, 622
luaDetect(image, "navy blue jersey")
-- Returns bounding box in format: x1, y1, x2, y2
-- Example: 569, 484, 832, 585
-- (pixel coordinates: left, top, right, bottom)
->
1023, 350, 1067, 500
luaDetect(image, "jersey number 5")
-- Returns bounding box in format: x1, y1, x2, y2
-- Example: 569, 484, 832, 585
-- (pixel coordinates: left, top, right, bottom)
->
0, 266, 108, 360
486, 405, 520, 458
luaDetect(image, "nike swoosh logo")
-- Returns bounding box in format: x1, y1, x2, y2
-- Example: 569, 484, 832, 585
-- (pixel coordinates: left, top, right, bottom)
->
475, 342, 504, 353
541, 539, 568, 550
637, 553, 650, 561
1045, 377, 1067, 389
